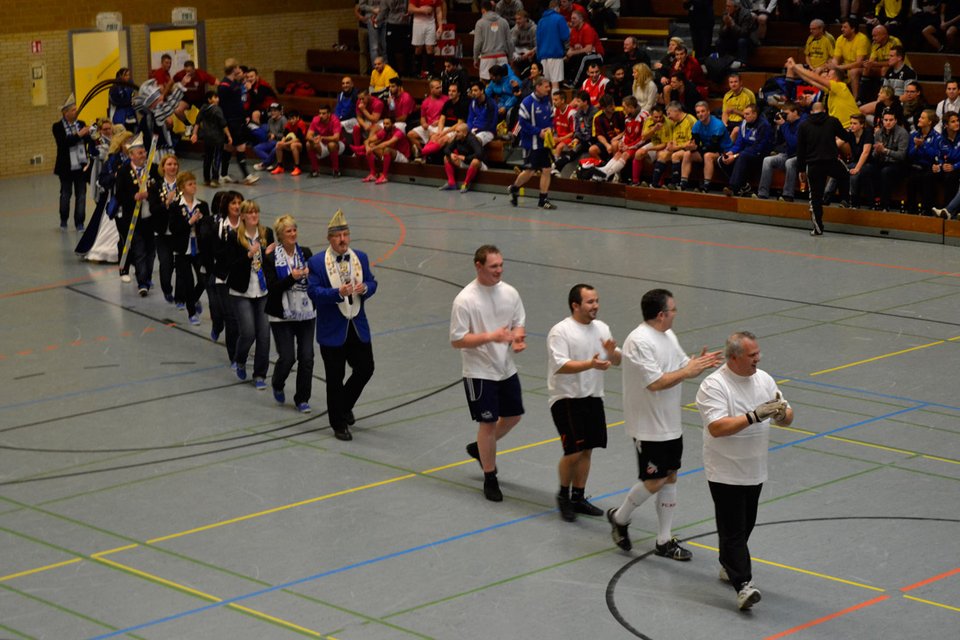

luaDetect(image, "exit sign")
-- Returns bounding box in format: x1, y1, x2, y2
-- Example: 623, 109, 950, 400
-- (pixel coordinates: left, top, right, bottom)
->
172, 7, 197, 25
31, 40, 41, 54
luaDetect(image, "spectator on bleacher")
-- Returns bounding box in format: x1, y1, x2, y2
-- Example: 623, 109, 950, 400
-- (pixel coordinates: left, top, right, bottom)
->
652, 101, 697, 189
272, 110, 308, 175
468, 80, 500, 146
486, 64, 522, 130
612, 36, 652, 71
661, 45, 709, 99
370, 56, 399, 100
408, 0, 445, 78
632, 63, 659, 113
686, 0, 716, 60
553, 90, 597, 175
719, 103, 774, 196
591, 94, 626, 161
416, 83, 466, 161
442, 58, 470, 97
497, 0, 524, 27
191, 91, 230, 186
877, 45, 916, 97
801, 19, 835, 72
592, 95, 644, 181
606, 66, 631, 106
722, 72, 757, 140
940, 1, 960, 51
559, 0, 588, 25
831, 16, 870, 99
538, 0, 572, 92
509, 76, 559, 209
566, 11, 605, 88
440, 123, 486, 191
353, 89, 385, 146
173, 61, 218, 121
787, 58, 861, 128
635, 103, 669, 184
306, 105, 345, 178
512, 10, 538, 65
383, 0, 412, 76
245, 68, 278, 127
932, 111, 960, 217
589, 0, 621, 37
474, 1, 514, 80
109, 68, 137, 127
744, 1, 777, 42
869, 107, 909, 209
252, 103, 286, 172
790, 0, 838, 24
909, 0, 942, 51
663, 71, 701, 116
356, 0, 386, 74
551, 91, 578, 163
520, 62, 545, 98
362, 114, 411, 183
581, 62, 610, 106
901, 80, 929, 131
218, 63, 259, 185
796, 101, 851, 234
387, 77, 417, 132
335, 76, 360, 137
756, 102, 804, 200
935, 80, 960, 131
905, 108, 942, 213
858, 25, 908, 100
716, 0, 759, 70
865, 0, 908, 29
828, 113, 875, 207
839, 0, 863, 20
862, 85, 905, 125
653, 36, 684, 82
679, 100, 732, 192
408, 78, 449, 157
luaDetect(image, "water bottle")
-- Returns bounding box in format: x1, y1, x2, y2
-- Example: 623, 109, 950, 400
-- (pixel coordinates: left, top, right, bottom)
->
945, 62, 952, 83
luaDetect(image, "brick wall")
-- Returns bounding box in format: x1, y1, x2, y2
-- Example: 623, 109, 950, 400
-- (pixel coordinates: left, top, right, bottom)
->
0, 7, 353, 178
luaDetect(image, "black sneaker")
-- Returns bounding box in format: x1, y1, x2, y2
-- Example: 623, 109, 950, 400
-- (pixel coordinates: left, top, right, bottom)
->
508, 185, 519, 206
538, 200, 557, 210
557, 495, 577, 522
572, 497, 603, 516
654, 537, 693, 561
778, 195, 794, 202
483, 476, 503, 502
345, 410, 356, 426
606, 509, 631, 550
333, 427, 353, 441
465, 441, 482, 468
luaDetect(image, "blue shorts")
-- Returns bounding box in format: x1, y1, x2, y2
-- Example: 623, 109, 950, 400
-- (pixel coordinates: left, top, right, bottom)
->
635, 436, 683, 480
463, 373, 524, 423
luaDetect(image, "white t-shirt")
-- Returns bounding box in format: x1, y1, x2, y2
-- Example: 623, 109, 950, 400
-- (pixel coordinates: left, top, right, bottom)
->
450, 279, 525, 380
546, 316, 616, 407
696, 364, 781, 485
621, 323, 690, 441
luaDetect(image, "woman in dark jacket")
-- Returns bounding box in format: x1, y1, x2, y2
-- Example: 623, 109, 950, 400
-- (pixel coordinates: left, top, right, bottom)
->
167, 171, 210, 324
202, 190, 243, 363
220, 199, 274, 387
264, 214, 315, 412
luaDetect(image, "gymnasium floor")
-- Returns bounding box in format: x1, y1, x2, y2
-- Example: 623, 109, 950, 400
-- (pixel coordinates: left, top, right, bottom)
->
1, 163, 958, 640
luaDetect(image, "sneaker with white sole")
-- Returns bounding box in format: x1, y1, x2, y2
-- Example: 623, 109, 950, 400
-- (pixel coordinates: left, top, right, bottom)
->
120, 274, 132, 283
220, 175, 234, 183
719, 566, 730, 582
243, 174, 260, 185
654, 537, 693, 561
737, 582, 761, 610
606, 508, 631, 550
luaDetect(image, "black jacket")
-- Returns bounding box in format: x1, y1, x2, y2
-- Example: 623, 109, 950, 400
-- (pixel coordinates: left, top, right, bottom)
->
115, 162, 161, 233
263, 246, 315, 319
796, 111, 853, 173
220, 227, 276, 294
168, 198, 211, 255
52, 118, 90, 177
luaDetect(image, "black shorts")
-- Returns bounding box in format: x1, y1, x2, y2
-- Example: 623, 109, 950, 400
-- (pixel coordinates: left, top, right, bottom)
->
463, 373, 524, 423
522, 146, 553, 170
226, 120, 250, 146
635, 436, 683, 480
551, 396, 607, 455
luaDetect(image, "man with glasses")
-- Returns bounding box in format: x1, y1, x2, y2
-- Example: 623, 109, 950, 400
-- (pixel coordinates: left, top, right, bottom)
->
606, 289, 721, 557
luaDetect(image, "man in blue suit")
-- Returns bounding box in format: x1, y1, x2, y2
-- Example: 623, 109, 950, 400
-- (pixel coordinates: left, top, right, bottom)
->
307, 210, 378, 441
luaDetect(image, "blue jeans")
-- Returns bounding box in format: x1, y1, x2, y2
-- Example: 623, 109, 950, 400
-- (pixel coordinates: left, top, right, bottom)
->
232, 294, 271, 378
758, 153, 799, 198
254, 139, 278, 162
367, 21, 386, 60
271, 319, 316, 405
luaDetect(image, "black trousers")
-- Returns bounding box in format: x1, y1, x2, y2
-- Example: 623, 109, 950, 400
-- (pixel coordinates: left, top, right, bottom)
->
807, 159, 849, 232
319, 322, 375, 430
175, 252, 206, 315
156, 235, 176, 298
709, 481, 763, 591
271, 318, 316, 405
58, 170, 87, 227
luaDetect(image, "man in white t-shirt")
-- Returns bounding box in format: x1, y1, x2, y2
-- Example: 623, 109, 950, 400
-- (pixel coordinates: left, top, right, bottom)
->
696, 331, 792, 611
450, 245, 527, 502
606, 288, 722, 558
547, 284, 622, 522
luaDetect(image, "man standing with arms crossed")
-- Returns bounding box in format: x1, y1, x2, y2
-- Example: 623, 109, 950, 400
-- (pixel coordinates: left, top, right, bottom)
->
451, 245, 526, 502
548, 284, 621, 522
696, 331, 792, 610
607, 288, 722, 558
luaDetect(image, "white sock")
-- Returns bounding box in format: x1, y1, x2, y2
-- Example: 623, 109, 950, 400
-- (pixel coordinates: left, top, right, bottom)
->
614, 481, 654, 524
656, 482, 678, 545
602, 158, 626, 176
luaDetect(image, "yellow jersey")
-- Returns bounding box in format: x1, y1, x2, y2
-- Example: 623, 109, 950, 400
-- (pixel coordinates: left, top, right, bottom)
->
804, 33, 835, 69
722, 88, 757, 124
665, 113, 697, 146
869, 35, 910, 67
827, 80, 861, 129
834, 32, 870, 66
642, 117, 669, 147
370, 65, 399, 93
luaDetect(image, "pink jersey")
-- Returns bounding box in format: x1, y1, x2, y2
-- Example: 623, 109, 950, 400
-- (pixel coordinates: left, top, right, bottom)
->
309, 114, 342, 138
376, 126, 411, 157
420, 95, 449, 126
389, 90, 417, 122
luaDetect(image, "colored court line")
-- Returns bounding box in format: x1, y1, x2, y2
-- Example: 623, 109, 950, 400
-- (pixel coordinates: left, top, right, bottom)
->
763, 595, 891, 640
900, 566, 960, 592
901, 594, 960, 612
0, 267, 114, 299
0, 557, 83, 583
810, 339, 952, 376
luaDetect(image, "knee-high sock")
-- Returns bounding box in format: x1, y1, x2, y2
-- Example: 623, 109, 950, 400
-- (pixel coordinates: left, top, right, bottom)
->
367, 152, 377, 175
330, 148, 339, 172
465, 163, 480, 185
602, 157, 626, 176
651, 161, 667, 187
444, 161, 456, 185
382, 152, 392, 176
421, 141, 442, 157
613, 481, 654, 525
308, 148, 319, 172
656, 482, 678, 545
632, 157, 642, 184
221, 150, 232, 177
671, 162, 682, 184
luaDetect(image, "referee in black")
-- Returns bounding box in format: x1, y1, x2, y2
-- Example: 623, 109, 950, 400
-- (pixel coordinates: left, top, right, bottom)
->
796, 102, 853, 236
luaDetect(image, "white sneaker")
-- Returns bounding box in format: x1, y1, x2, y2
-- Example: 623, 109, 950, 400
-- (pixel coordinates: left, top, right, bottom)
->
737, 582, 761, 610
243, 174, 260, 185
220, 175, 234, 183
253, 162, 265, 171
719, 566, 730, 583
120, 274, 132, 283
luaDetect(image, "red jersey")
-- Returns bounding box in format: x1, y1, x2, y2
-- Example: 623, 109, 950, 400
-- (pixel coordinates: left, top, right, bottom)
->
559, 3, 587, 23
150, 67, 171, 86
569, 23, 604, 57
581, 75, 609, 107
309, 114, 342, 138
622, 111, 648, 149
554, 104, 576, 138
284, 119, 309, 143
376, 126, 412, 157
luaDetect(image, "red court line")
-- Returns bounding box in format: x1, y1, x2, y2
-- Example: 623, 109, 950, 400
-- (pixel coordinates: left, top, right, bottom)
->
0, 267, 114, 300
764, 595, 890, 640
900, 567, 960, 593
357, 199, 407, 265
311, 190, 960, 278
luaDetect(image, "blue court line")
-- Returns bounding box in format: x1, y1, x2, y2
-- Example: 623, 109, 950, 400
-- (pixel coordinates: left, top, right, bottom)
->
0, 365, 226, 412
770, 372, 960, 412
86, 401, 925, 639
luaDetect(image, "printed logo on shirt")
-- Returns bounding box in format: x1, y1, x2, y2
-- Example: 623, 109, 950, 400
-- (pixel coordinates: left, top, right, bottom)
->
646, 461, 659, 476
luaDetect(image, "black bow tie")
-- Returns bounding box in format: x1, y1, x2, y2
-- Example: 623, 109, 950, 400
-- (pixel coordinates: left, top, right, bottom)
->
336, 254, 347, 262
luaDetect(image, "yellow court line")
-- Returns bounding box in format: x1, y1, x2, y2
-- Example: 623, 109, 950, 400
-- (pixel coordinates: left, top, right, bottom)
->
686, 542, 886, 593
95, 556, 333, 638
810, 340, 946, 376
922, 454, 960, 466
0, 557, 82, 582
902, 594, 960, 613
